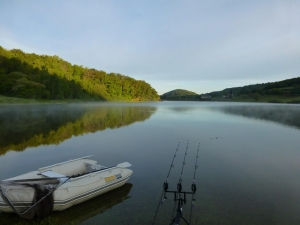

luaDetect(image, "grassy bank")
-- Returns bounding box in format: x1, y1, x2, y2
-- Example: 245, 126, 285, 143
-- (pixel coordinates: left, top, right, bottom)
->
0, 95, 154, 104
2, 94, 300, 105
0, 95, 40, 104
0, 95, 90, 104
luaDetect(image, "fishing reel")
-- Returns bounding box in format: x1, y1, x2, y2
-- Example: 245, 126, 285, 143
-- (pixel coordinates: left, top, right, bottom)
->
191, 183, 196, 194
191, 183, 197, 203
163, 182, 169, 199
177, 182, 182, 193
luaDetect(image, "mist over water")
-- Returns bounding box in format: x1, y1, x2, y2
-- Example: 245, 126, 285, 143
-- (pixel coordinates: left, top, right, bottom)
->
0, 103, 157, 155
0, 102, 299, 225
214, 103, 300, 130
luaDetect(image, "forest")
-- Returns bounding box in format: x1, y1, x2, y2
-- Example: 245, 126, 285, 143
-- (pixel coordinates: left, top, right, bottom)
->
208, 77, 300, 100
0, 46, 160, 101
161, 78, 300, 103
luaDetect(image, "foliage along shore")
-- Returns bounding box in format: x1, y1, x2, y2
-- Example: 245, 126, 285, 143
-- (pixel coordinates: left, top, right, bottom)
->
0, 46, 160, 102
160, 77, 300, 104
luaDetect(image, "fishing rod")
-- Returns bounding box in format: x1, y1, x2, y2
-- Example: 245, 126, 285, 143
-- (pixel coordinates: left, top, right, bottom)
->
152, 142, 181, 225
170, 141, 189, 219
179, 140, 189, 184
152, 141, 199, 225
189, 143, 199, 223
169, 140, 190, 225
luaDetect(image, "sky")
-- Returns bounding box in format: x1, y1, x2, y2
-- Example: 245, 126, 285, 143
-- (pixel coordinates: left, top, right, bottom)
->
0, 0, 300, 95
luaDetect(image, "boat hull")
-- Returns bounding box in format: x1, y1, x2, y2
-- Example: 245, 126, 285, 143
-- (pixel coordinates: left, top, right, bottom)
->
53, 170, 131, 211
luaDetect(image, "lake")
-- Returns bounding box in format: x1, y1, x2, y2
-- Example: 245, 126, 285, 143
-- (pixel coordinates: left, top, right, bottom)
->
0, 101, 300, 225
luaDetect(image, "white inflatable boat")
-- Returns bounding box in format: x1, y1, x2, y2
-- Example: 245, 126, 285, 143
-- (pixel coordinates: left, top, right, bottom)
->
0, 156, 133, 219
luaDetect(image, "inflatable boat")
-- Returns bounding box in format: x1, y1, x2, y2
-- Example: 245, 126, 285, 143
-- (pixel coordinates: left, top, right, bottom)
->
0, 156, 133, 219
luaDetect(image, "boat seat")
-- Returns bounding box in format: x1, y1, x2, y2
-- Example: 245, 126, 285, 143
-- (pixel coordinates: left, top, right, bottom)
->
40, 170, 66, 178
39, 170, 69, 182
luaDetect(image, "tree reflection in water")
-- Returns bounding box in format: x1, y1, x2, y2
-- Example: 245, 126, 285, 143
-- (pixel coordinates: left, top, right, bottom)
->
214, 104, 300, 130
0, 104, 156, 155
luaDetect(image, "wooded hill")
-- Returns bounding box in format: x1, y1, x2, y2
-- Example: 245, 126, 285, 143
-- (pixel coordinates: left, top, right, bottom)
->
0, 46, 160, 101
160, 89, 198, 100
161, 77, 300, 103
208, 77, 300, 102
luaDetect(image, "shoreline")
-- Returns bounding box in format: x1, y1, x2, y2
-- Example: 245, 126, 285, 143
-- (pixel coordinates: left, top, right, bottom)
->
1, 95, 299, 105
0, 95, 160, 105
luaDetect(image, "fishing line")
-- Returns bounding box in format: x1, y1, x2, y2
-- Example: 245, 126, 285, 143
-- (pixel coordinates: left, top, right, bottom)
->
152, 142, 180, 225
179, 140, 189, 183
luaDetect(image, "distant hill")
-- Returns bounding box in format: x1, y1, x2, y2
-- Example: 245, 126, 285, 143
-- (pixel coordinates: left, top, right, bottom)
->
207, 77, 300, 102
160, 89, 199, 100
0, 46, 160, 101
160, 77, 300, 103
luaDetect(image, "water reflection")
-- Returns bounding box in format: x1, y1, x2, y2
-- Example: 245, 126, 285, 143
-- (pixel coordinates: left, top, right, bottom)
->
0, 104, 156, 155
1, 102, 300, 224
168, 106, 197, 112
0, 183, 132, 225
214, 104, 300, 130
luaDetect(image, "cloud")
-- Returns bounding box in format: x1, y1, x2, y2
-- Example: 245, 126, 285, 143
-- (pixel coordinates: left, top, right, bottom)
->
0, 0, 299, 94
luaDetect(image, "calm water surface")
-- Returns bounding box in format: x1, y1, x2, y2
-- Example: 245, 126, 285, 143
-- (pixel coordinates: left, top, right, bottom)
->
0, 102, 300, 225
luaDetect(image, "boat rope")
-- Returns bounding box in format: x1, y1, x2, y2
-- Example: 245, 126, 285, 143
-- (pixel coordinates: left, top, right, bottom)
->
152, 142, 180, 225
189, 143, 200, 224
0, 177, 72, 219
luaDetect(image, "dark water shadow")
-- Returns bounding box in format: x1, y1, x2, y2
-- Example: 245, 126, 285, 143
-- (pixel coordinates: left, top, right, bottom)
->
0, 183, 132, 225
213, 104, 300, 130
168, 106, 197, 112
0, 104, 157, 155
